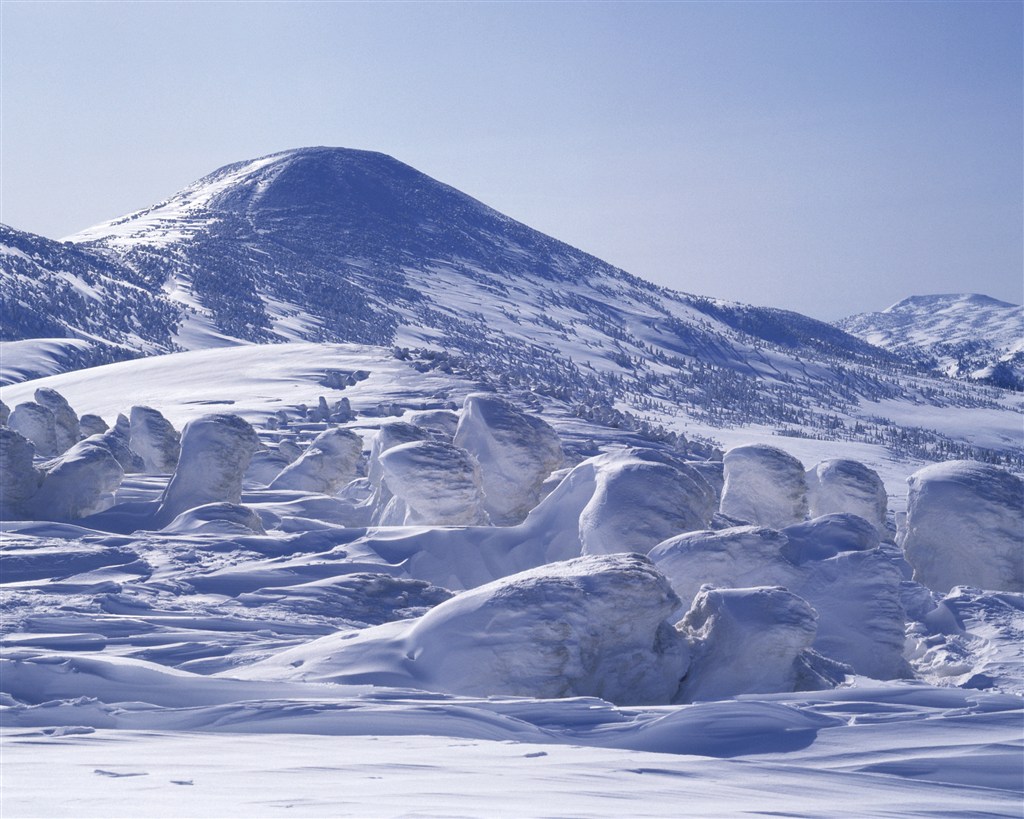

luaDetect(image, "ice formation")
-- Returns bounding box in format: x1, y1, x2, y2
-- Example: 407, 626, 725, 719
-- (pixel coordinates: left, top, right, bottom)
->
650, 517, 910, 679
720, 444, 808, 528
31, 438, 125, 521
374, 440, 490, 526
129, 405, 181, 473
902, 460, 1024, 593
453, 393, 564, 525
676, 586, 819, 701
240, 553, 689, 705
157, 413, 260, 523
806, 458, 888, 533
577, 450, 717, 556
7, 401, 58, 457
269, 427, 363, 494
0, 427, 41, 519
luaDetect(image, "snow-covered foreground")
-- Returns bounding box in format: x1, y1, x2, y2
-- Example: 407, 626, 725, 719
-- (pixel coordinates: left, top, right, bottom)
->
3, 684, 1021, 818
2, 343, 1022, 817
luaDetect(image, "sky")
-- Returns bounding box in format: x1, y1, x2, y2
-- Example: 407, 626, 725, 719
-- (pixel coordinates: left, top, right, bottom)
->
1, 1, 1020, 319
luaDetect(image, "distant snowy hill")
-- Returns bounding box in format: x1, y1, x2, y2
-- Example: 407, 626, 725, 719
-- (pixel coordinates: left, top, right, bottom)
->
2, 147, 1021, 463
840, 294, 1024, 389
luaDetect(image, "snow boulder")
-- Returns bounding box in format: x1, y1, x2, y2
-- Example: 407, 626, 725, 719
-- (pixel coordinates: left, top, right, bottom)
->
79, 414, 109, 438
406, 409, 460, 438
33, 387, 80, 454
374, 440, 490, 526
93, 428, 145, 474
454, 393, 564, 525
902, 461, 1024, 593
129, 406, 180, 473
578, 450, 717, 556
720, 444, 808, 529
677, 586, 820, 701
806, 459, 888, 533
240, 553, 689, 705
0, 428, 41, 519
157, 413, 260, 523
269, 428, 362, 494
245, 448, 294, 486
31, 438, 124, 521
650, 521, 910, 679
7, 401, 58, 457
367, 422, 428, 488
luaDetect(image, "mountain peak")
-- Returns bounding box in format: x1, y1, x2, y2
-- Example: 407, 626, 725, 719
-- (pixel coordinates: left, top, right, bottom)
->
883, 293, 1019, 313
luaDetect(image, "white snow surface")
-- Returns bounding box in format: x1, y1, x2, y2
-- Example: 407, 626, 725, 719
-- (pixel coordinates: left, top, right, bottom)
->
0, 342, 1021, 817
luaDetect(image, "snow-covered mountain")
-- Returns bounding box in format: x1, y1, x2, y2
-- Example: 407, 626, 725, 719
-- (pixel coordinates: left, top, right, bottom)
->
840, 294, 1024, 389
3, 147, 1021, 465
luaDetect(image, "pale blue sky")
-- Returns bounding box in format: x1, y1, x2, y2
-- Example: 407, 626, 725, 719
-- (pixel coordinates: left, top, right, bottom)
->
2, 1, 1020, 318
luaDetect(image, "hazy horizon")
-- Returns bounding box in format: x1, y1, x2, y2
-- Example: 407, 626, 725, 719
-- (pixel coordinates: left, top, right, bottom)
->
2, 1, 1020, 320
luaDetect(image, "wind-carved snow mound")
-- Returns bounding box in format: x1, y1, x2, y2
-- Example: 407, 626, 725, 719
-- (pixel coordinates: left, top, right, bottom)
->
7, 401, 59, 457
32, 437, 124, 521
157, 413, 260, 524
806, 458, 888, 534
162, 502, 267, 535
269, 428, 362, 494
677, 586, 821, 701
650, 516, 910, 680
0, 428, 41, 519
720, 444, 808, 529
454, 393, 563, 525
238, 554, 690, 705
375, 440, 490, 526
901, 461, 1024, 593
33, 388, 80, 455
577, 450, 716, 556
129, 405, 181, 473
